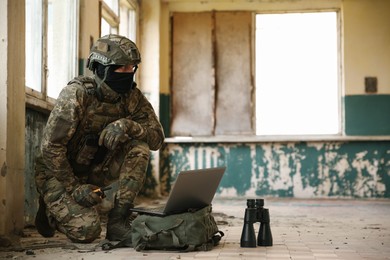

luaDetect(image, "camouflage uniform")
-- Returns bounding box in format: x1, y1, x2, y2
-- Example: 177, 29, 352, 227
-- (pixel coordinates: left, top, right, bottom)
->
35, 35, 164, 243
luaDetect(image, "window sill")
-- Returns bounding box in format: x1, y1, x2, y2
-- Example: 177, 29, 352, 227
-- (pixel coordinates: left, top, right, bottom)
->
25, 89, 55, 115
164, 135, 390, 143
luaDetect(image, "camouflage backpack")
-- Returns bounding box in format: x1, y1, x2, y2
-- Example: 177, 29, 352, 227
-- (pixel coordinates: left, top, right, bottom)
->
131, 205, 224, 252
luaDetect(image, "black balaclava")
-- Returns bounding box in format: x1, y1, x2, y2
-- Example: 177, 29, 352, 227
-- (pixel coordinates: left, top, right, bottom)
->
96, 64, 134, 94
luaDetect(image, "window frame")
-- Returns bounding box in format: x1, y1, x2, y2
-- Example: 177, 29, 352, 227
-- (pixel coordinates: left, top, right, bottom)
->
119, 0, 138, 42
119, 0, 139, 82
167, 8, 346, 142
254, 10, 342, 136
101, 0, 120, 36
25, 0, 79, 113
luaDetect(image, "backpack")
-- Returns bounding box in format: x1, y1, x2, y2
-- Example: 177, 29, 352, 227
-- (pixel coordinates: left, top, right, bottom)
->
131, 205, 224, 252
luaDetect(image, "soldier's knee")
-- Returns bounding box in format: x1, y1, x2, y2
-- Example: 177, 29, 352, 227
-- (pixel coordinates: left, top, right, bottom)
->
67, 222, 102, 243
56, 199, 102, 243
63, 211, 102, 243
127, 140, 150, 158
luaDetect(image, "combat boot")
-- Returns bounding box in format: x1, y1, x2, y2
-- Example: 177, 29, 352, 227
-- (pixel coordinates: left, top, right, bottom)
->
106, 202, 136, 241
35, 196, 56, 237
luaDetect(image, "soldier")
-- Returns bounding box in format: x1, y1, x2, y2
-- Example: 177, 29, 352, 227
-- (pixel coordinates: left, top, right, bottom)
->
34, 34, 165, 243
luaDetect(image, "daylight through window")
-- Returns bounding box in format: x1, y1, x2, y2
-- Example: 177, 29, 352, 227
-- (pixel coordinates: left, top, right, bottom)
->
256, 12, 340, 135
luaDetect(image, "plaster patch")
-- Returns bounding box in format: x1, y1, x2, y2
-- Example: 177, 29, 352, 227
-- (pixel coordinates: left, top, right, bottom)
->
293, 162, 316, 197
333, 157, 350, 178
376, 182, 386, 194
307, 142, 325, 151
317, 166, 332, 196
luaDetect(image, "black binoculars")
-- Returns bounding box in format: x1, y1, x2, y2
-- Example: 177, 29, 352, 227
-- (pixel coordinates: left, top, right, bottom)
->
240, 198, 273, 247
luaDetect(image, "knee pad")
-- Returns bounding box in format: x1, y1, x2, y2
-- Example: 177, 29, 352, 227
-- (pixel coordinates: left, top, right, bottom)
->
67, 223, 102, 243
50, 193, 102, 243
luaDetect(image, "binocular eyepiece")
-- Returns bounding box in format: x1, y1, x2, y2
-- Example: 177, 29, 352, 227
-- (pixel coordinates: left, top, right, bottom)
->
240, 198, 273, 247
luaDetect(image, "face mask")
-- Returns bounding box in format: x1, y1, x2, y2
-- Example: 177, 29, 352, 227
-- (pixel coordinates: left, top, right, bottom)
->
105, 71, 134, 94
96, 64, 134, 94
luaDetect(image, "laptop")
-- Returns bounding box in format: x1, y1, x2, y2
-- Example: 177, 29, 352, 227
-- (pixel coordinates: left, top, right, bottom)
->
132, 167, 226, 216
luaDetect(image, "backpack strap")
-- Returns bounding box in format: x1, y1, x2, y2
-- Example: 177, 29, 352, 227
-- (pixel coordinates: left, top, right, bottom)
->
68, 76, 102, 101
101, 238, 133, 251
183, 230, 224, 252
135, 219, 184, 251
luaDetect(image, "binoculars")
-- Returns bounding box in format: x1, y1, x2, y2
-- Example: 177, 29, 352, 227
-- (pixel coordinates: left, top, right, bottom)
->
240, 198, 273, 247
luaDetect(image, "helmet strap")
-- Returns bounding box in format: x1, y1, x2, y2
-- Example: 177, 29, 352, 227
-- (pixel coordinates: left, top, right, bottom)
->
94, 66, 110, 100
95, 66, 109, 84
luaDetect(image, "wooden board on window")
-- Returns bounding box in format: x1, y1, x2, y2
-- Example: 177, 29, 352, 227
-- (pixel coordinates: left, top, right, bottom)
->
171, 12, 214, 136
215, 12, 254, 135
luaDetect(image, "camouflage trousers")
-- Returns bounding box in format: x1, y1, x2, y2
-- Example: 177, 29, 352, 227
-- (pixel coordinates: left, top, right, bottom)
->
35, 140, 150, 242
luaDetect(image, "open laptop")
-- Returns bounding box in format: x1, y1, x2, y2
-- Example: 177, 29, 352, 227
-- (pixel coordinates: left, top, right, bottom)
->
132, 167, 226, 216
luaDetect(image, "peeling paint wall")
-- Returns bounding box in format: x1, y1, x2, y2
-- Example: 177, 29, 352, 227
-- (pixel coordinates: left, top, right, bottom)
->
24, 109, 48, 225
161, 142, 390, 198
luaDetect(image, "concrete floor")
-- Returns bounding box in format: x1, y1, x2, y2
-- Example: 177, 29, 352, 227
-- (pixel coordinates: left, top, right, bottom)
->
0, 198, 389, 259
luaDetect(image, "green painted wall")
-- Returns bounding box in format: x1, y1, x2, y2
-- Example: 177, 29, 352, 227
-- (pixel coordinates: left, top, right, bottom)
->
345, 95, 390, 135
161, 141, 390, 198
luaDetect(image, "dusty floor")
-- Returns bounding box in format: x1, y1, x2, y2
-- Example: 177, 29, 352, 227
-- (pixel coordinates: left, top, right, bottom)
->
0, 198, 389, 260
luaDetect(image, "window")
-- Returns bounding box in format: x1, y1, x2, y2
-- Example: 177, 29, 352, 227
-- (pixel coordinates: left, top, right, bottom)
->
25, 0, 42, 93
101, 0, 138, 39
119, 0, 138, 82
101, 0, 119, 36
104, 0, 119, 16
25, 0, 78, 102
119, 0, 138, 42
170, 11, 339, 138
255, 12, 340, 135
47, 0, 78, 99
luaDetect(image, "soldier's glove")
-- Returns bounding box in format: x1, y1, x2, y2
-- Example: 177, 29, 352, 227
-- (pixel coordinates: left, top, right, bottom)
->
99, 119, 130, 150
72, 184, 102, 208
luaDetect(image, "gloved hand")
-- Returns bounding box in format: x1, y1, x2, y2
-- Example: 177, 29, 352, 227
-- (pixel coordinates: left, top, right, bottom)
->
72, 184, 102, 208
99, 119, 130, 150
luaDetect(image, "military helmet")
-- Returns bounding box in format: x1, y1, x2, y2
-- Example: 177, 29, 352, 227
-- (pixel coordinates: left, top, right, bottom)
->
87, 34, 141, 71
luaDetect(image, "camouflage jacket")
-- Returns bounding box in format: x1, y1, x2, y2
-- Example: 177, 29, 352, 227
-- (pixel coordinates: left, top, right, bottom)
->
40, 76, 165, 192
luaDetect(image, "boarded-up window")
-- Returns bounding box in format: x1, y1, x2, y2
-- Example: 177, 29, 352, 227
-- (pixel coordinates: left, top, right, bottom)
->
171, 12, 254, 136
